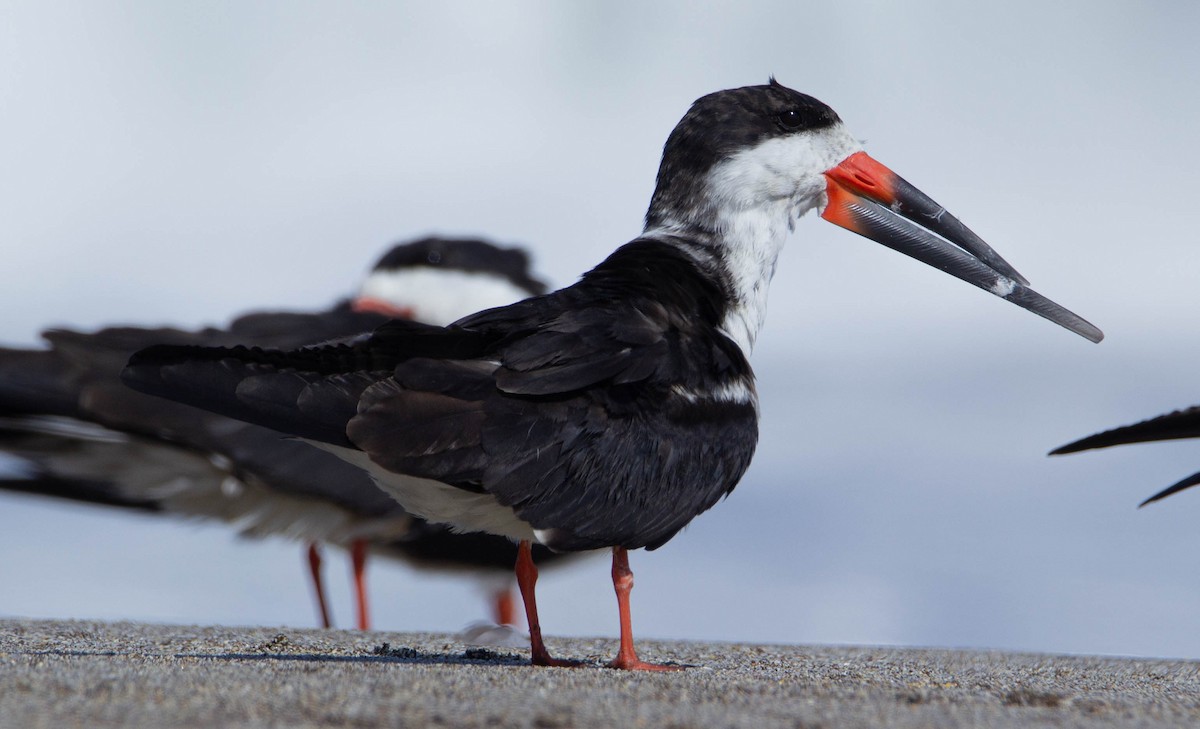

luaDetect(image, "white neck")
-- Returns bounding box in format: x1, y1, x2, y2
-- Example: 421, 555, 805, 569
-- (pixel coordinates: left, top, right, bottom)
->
710, 199, 795, 353
643, 199, 793, 355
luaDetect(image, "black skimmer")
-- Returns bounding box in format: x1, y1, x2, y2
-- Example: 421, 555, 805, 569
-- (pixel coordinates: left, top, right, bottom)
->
1051, 407, 1200, 506
123, 80, 1103, 670
0, 237, 565, 630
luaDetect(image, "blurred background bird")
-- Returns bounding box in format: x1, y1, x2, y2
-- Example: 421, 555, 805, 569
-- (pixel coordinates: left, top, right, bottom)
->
0, 236, 578, 632
1053, 408, 1200, 508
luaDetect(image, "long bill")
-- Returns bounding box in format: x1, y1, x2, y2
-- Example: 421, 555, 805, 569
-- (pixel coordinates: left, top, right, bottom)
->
821, 151, 1103, 344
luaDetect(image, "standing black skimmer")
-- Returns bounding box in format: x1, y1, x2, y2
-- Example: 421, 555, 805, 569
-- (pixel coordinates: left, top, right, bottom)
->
0, 237, 566, 630
123, 80, 1102, 670
1052, 407, 1200, 506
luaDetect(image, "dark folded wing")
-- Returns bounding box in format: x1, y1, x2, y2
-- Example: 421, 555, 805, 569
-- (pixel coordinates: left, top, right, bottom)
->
122, 319, 496, 449
227, 305, 388, 346
350, 294, 755, 551
1051, 406, 1200, 455
3, 311, 403, 519
1140, 471, 1200, 507
349, 296, 676, 481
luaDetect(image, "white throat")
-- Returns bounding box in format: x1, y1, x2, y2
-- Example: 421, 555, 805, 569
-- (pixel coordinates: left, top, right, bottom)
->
647, 123, 863, 355
710, 201, 793, 354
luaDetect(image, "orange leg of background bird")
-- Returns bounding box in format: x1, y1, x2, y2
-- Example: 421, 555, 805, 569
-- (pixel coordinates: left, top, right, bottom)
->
606, 546, 681, 671
306, 542, 333, 629
516, 540, 578, 667
493, 587, 517, 627
351, 539, 371, 631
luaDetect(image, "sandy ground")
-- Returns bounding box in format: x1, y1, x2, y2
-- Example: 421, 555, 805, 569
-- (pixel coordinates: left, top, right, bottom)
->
1, 619, 1199, 728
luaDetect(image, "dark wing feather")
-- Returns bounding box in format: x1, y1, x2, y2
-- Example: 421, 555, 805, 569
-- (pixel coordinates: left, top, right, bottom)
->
227, 305, 387, 344
127, 349, 358, 446
3, 311, 407, 519
1051, 406, 1200, 455
122, 318, 500, 449
1051, 406, 1200, 508
493, 305, 670, 395
348, 358, 501, 486
476, 394, 756, 551
1140, 472, 1200, 507
0, 472, 165, 512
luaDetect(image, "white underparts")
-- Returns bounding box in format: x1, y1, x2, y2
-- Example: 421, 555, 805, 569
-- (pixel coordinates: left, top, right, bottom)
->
306, 441, 539, 543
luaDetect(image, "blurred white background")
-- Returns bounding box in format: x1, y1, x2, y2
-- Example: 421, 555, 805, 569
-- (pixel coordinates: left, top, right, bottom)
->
2, 1, 1200, 658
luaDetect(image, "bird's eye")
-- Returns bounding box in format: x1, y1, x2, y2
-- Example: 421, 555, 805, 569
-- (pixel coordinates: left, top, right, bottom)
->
778, 109, 804, 130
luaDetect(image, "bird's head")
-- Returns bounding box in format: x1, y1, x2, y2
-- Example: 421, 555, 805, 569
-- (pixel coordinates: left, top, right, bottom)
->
645, 79, 1102, 343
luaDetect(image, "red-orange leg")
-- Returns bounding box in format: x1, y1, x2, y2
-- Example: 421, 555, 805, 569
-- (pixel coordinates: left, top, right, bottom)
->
515, 540, 578, 667
351, 539, 371, 631
306, 542, 333, 629
493, 587, 517, 627
606, 546, 681, 671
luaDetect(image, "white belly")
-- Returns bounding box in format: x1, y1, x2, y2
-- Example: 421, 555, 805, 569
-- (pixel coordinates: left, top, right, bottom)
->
305, 441, 538, 542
